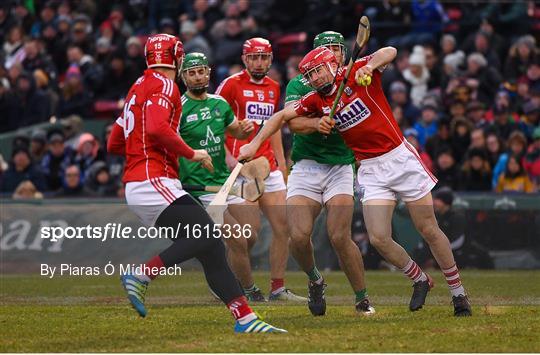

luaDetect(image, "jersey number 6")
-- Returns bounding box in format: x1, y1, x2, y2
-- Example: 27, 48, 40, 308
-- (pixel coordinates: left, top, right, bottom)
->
123, 95, 136, 138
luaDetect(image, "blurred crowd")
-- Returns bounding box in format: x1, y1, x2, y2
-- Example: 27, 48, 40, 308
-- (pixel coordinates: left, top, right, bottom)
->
1, 0, 540, 198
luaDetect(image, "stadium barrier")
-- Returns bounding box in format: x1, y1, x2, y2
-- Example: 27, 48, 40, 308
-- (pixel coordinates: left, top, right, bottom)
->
1, 194, 539, 274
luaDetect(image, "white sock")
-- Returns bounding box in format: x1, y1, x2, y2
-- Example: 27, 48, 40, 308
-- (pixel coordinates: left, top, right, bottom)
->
238, 312, 257, 325
133, 266, 151, 283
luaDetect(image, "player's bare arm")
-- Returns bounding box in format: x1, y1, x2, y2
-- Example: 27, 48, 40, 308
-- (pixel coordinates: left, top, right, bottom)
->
226, 119, 254, 140
269, 129, 288, 180
238, 104, 298, 161
354, 46, 397, 82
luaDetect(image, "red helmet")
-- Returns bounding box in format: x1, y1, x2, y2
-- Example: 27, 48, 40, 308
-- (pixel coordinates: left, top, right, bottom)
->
144, 34, 184, 70
243, 37, 272, 55
298, 46, 338, 75
299, 47, 338, 94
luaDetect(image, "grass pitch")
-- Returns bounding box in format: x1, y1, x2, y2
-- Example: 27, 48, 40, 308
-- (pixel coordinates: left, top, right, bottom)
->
1, 270, 539, 352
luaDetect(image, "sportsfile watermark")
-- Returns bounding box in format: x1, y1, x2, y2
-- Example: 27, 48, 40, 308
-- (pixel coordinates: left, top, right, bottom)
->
40, 263, 182, 278
40, 222, 253, 242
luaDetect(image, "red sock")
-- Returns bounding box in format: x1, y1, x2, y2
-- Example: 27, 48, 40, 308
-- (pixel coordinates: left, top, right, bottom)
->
401, 259, 427, 283
144, 255, 164, 280
227, 296, 255, 322
271, 278, 284, 293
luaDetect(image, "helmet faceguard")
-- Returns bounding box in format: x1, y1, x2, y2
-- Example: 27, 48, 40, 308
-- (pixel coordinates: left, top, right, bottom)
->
313, 31, 347, 65
299, 47, 338, 95
181, 52, 210, 95
242, 37, 273, 80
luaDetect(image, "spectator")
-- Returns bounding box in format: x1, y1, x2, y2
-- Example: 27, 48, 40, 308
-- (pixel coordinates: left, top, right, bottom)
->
61, 114, 84, 150
66, 45, 104, 92
102, 123, 124, 186
0, 77, 20, 133
30, 130, 48, 164
0, 147, 47, 193
495, 154, 536, 193
423, 44, 442, 89
425, 118, 451, 161
404, 128, 433, 173
2, 25, 25, 69
413, 187, 493, 269
433, 147, 459, 190
56, 64, 93, 118
381, 50, 409, 94
125, 36, 146, 77
33, 69, 59, 116
521, 101, 540, 139
212, 17, 246, 82
441, 50, 465, 87
183, 0, 222, 38
12, 180, 44, 200
466, 31, 501, 70
440, 34, 457, 57
98, 53, 136, 100
403, 46, 429, 107
0, 3, 18, 44
523, 127, 540, 187
465, 52, 502, 107
21, 39, 57, 82
180, 20, 212, 64
74, 133, 102, 180
466, 100, 488, 129
30, 1, 57, 38
55, 164, 84, 197
388, 80, 420, 126
13, 72, 51, 127
40, 130, 75, 191
83, 161, 118, 197
41, 19, 69, 74
492, 131, 528, 188
485, 132, 504, 169
413, 103, 438, 148
450, 117, 472, 163
504, 35, 538, 81
470, 128, 486, 150
458, 148, 492, 191
70, 14, 94, 54
491, 105, 521, 141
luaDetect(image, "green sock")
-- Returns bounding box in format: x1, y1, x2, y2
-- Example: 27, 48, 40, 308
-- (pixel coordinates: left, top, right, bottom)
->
244, 284, 258, 294
306, 266, 322, 282
355, 288, 368, 303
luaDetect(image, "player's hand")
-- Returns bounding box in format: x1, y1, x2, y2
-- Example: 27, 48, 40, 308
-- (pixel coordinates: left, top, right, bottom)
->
238, 119, 255, 135
238, 143, 257, 162
355, 65, 373, 86
318, 116, 335, 135
191, 149, 214, 173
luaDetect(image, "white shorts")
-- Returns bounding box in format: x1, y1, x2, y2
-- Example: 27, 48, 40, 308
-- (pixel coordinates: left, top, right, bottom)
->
125, 177, 187, 227
356, 141, 437, 203
262, 170, 286, 193
197, 193, 245, 207
287, 159, 354, 205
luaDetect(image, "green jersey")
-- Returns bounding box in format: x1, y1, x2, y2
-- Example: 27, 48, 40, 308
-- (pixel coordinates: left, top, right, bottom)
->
285, 74, 355, 165
179, 93, 235, 196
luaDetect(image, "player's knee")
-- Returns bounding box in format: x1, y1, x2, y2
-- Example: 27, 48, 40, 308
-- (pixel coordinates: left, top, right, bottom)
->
224, 235, 248, 251
290, 231, 311, 249
369, 232, 392, 249
328, 231, 351, 250
417, 222, 440, 242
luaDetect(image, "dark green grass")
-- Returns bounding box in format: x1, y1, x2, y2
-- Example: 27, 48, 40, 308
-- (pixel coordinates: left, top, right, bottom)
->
1, 271, 539, 352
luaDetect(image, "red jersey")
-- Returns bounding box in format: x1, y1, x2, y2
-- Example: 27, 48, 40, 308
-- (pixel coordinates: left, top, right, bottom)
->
294, 56, 404, 161
216, 69, 281, 170
113, 69, 184, 182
